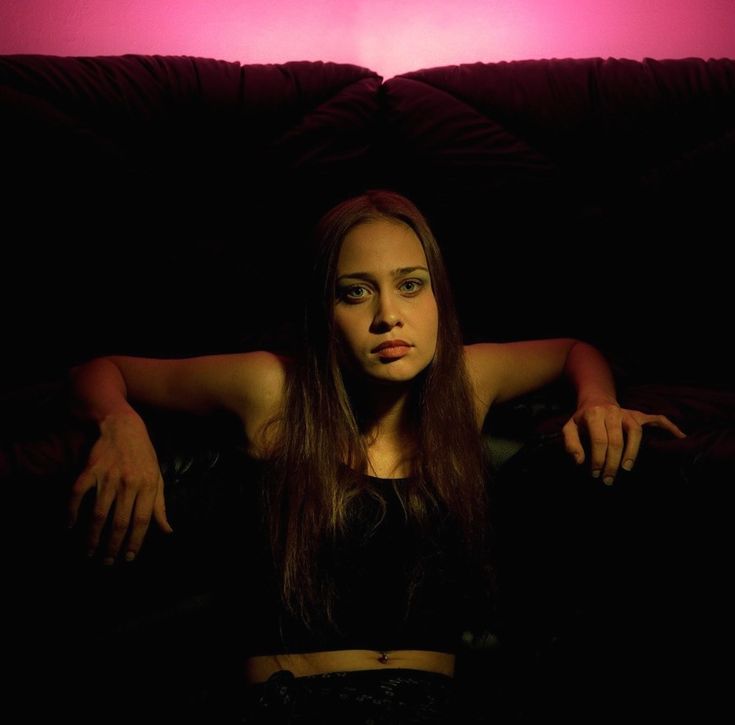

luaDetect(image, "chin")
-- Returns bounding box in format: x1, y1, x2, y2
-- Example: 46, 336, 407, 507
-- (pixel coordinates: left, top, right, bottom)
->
369, 360, 428, 382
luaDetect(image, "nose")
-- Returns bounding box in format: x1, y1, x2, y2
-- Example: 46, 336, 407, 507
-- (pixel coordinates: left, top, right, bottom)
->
371, 292, 403, 331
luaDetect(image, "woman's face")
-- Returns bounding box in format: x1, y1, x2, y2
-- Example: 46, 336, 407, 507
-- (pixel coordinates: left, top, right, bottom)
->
333, 217, 439, 384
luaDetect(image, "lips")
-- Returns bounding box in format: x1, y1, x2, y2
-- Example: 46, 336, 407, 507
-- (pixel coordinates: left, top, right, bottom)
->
372, 339, 412, 353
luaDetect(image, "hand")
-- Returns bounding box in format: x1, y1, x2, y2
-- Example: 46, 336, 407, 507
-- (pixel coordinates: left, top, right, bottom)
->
561, 399, 687, 485
67, 411, 173, 564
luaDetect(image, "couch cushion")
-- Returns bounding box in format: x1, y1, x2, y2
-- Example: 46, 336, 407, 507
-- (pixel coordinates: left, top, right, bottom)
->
0, 55, 383, 389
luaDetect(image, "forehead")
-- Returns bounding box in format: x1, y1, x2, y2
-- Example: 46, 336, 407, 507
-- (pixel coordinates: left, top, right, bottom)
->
337, 218, 427, 272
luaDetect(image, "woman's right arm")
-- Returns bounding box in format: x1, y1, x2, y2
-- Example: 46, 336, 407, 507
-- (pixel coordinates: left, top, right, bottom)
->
67, 352, 288, 564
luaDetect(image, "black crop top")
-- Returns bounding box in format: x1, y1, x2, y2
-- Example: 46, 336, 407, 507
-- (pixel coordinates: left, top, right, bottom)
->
213, 451, 485, 658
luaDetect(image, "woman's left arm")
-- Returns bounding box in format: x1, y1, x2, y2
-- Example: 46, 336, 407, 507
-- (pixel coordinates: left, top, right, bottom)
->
465, 338, 687, 484
561, 340, 687, 485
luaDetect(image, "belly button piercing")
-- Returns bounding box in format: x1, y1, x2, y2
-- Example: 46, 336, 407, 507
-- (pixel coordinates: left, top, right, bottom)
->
378, 651, 390, 664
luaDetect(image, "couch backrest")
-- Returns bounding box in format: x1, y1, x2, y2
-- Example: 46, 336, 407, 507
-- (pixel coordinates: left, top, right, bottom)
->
2, 54, 733, 391
378, 59, 735, 390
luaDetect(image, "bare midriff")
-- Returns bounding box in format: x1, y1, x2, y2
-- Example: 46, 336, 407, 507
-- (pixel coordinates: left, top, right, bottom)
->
244, 649, 456, 684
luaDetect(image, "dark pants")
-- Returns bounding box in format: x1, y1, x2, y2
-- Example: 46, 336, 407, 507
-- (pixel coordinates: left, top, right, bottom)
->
240, 667, 460, 724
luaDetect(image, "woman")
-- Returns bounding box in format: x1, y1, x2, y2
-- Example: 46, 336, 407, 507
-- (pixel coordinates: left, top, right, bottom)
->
67, 189, 686, 723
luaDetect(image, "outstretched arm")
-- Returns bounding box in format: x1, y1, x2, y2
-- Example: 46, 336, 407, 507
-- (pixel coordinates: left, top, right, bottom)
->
68, 351, 288, 563
464, 338, 687, 484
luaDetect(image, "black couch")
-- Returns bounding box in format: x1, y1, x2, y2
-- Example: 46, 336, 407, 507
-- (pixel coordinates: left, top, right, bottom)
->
2, 54, 734, 723
2, 54, 734, 388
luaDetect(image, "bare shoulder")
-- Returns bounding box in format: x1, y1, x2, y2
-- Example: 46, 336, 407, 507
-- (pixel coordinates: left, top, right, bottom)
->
168, 350, 290, 435
227, 350, 293, 458
228, 349, 291, 399
225, 351, 292, 455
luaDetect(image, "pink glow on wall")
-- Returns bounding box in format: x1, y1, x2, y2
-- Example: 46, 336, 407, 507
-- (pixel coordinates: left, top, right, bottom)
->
1, 0, 732, 78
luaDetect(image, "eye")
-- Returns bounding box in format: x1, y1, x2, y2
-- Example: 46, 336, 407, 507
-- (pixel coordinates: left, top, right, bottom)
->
400, 279, 424, 293
338, 284, 370, 302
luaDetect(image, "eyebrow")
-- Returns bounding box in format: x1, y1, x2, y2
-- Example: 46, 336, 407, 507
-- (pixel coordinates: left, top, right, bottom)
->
336, 266, 429, 282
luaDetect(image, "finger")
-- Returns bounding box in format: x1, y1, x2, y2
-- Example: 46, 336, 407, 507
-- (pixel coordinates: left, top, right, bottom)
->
67, 468, 97, 528
601, 411, 625, 485
152, 478, 174, 535
123, 478, 161, 562
86, 475, 118, 557
561, 419, 586, 464
102, 483, 140, 565
584, 408, 609, 479
645, 414, 688, 438
620, 419, 643, 472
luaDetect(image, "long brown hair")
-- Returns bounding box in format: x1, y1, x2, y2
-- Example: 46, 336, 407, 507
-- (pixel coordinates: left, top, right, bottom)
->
259, 189, 492, 639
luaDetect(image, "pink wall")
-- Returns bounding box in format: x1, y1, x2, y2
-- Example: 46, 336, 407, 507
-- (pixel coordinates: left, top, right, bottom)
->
1, 0, 733, 79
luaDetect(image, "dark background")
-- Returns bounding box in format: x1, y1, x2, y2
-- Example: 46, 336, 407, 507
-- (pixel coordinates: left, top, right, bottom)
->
2, 55, 734, 395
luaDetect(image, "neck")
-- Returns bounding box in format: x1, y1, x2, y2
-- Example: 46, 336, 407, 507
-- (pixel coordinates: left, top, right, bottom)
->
345, 374, 417, 444
366, 385, 412, 442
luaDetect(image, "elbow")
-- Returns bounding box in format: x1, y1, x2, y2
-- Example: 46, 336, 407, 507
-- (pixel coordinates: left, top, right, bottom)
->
562, 337, 580, 360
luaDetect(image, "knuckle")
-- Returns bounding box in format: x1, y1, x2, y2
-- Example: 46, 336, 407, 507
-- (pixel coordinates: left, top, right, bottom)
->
69, 483, 83, 497
91, 509, 108, 525
133, 514, 150, 529
74, 471, 96, 491
98, 472, 116, 488
112, 518, 130, 533
117, 472, 138, 489
122, 473, 155, 491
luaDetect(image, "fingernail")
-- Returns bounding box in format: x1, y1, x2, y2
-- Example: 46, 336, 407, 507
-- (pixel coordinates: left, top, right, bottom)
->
592, 470, 601, 478
124, 552, 136, 562
103, 556, 115, 566
603, 476, 614, 486
622, 460, 634, 471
